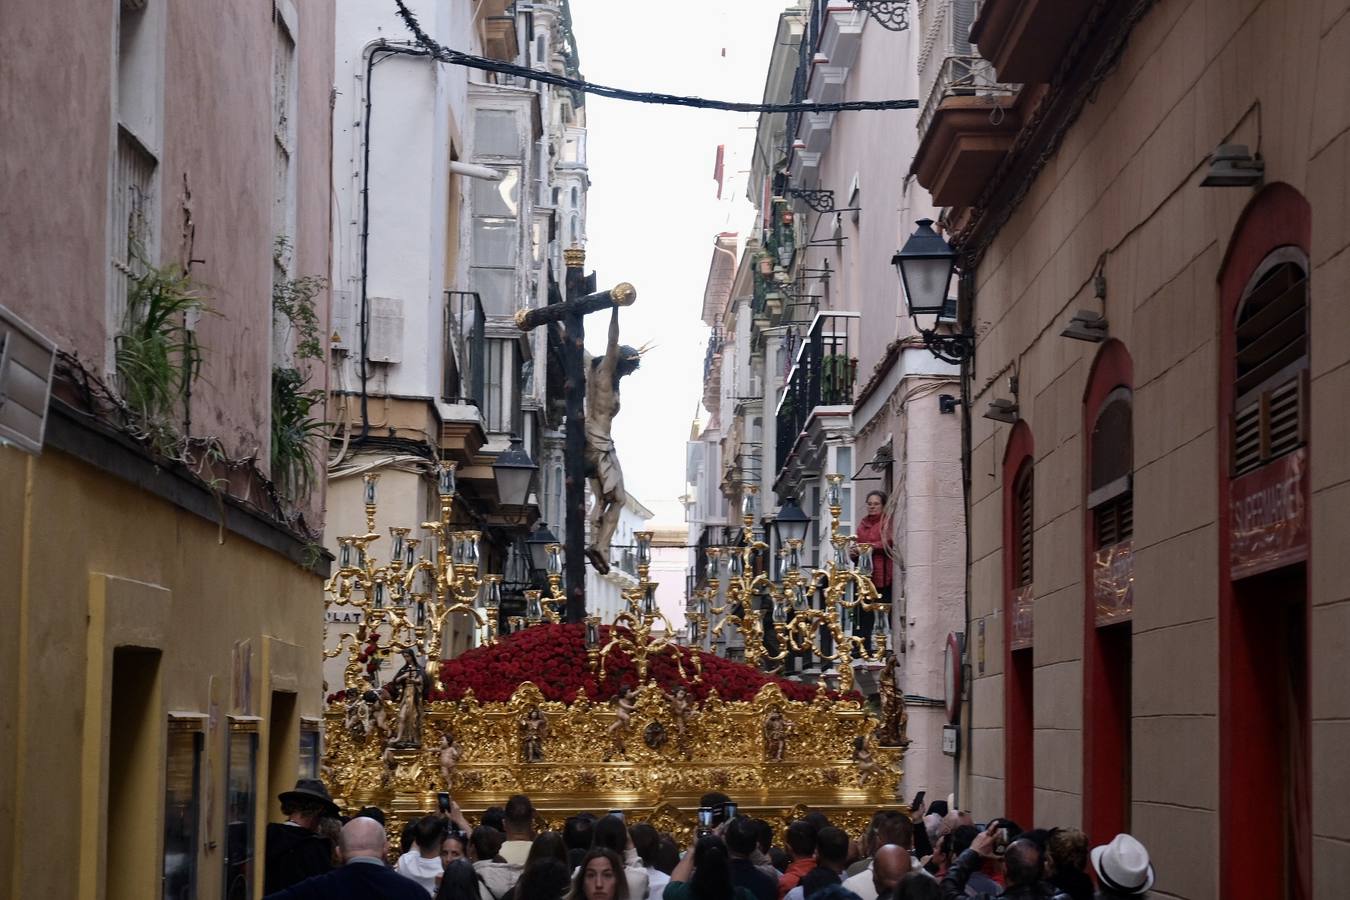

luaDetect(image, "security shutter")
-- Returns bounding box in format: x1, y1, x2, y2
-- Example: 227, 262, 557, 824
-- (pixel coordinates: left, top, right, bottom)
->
1233, 261, 1308, 477
0, 305, 58, 455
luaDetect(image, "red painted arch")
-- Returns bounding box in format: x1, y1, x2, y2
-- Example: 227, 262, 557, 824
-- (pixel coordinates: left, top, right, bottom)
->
1002, 420, 1035, 826
1216, 183, 1312, 900
1080, 339, 1134, 844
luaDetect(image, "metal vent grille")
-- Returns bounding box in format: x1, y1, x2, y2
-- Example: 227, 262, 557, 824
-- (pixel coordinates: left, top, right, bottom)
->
1095, 495, 1133, 548
1015, 464, 1033, 588
1233, 261, 1308, 477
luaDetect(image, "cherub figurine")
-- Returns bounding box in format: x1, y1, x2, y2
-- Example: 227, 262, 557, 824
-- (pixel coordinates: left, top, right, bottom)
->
606, 686, 638, 758
853, 736, 885, 785
439, 732, 462, 786
520, 707, 548, 763
764, 708, 788, 762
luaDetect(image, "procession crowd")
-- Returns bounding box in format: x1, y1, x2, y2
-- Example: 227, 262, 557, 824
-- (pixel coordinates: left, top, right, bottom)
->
262, 780, 1155, 900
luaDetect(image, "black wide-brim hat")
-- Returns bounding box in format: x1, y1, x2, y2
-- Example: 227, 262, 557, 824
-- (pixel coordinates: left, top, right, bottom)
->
279, 778, 340, 818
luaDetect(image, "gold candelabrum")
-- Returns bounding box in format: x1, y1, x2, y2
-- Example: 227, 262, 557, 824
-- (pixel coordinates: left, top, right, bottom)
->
591, 531, 702, 684
324, 464, 498, 693
688, 477, 890, 693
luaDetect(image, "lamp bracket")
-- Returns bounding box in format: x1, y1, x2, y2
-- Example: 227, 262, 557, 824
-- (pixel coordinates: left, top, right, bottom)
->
851, 1, 910, 31
919, 328, 975, 365
784, 188, 836, 214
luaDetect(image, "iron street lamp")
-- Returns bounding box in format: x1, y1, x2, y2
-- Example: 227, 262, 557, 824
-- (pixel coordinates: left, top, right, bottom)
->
526, 521, 559, 574
773, 496, 811, 547
492, 434, 539, 509
892, 218, 973, 364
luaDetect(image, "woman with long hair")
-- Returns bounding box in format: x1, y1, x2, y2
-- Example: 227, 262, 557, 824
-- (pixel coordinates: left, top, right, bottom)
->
504, 834, 570, 900
437, 858, 484, 900
852, 489, 895, 650
663, 835, 754, 900
568, 848, 629, 900
588, 815, 648, 900
511, 859, 572, 900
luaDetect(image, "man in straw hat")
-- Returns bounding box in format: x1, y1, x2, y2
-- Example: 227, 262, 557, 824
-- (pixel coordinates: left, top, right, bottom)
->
1089, 834, 1154, 898
264, 778, 341, 893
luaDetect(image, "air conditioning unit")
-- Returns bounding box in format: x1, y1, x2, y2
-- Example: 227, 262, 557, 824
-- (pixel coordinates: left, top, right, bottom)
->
0, 305, 58, 455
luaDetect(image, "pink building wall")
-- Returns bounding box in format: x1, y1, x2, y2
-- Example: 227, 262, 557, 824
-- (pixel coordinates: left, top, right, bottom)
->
0, 0, 335, 490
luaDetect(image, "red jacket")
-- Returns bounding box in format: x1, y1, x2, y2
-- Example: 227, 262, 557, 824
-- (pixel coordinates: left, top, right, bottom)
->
854, 514, 893, 589
778, 858, 816, 899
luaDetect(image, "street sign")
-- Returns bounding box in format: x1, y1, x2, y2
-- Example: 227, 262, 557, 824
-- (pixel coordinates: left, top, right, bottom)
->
943, 631, 963, 723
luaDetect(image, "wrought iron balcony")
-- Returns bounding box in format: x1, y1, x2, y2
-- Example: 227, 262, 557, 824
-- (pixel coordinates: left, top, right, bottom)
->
917, 54, 1018, 138
775, 313, 859, 475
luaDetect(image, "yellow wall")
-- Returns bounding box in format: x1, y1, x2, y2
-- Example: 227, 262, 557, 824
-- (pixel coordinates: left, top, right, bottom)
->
0, 445, 325, 900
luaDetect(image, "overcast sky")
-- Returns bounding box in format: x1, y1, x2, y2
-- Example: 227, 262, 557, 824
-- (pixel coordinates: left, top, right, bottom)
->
568, 0, 787, 526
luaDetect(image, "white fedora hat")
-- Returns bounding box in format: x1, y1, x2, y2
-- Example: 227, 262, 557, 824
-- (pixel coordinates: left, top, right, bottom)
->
1090, 833, 1155, 895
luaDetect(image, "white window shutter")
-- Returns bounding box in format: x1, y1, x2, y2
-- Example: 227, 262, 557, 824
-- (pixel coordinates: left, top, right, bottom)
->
0, 306, 57, 455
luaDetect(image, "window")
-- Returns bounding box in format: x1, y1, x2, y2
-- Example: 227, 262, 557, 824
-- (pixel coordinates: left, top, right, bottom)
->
473, 109, 524, 159
1089, 389, 1133, 549
482, 337, 523, 435
471, 168, 521, 316
110, 0, 164, 366
298, 724, 320, 781
224, 721, 259, 900
271, 7, 298, 363
1232, 258, 1308, 476
164, 718, 203, 900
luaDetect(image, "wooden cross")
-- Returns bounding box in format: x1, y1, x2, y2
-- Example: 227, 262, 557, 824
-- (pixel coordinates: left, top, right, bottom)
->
514, 247, 636, 622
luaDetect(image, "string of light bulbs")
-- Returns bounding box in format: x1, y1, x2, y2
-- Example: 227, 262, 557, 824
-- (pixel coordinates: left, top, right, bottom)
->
392, 0, 918, 114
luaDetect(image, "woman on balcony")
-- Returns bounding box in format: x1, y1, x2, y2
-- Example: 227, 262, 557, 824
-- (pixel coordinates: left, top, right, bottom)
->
852, 490, 894, 651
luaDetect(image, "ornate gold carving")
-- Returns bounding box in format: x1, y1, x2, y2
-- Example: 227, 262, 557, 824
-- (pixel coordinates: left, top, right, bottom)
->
563, 246, 586, 269
611, 282, 637, 306
322, 680, 903, 837
514, 308, 530, 329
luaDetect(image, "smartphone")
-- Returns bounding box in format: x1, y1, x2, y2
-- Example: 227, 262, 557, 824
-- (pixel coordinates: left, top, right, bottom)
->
437, 791, 450, 813
723, 802, 738, 820
697, 807, 714, 827
609, 809, 625, 822
910, 790, 926, 814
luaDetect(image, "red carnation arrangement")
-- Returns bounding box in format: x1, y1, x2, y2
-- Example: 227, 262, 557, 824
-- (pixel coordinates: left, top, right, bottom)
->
431, 622, 857, 704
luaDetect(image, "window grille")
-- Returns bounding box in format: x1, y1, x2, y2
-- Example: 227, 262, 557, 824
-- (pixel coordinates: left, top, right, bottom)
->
1233, 260, 1308, 477
1014, 464, 1033, 588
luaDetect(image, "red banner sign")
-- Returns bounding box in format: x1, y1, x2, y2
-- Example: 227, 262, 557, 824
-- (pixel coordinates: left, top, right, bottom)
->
1093, 540, 1134, 625
1009, 584, 1034, 650
1230, 447, 1308, 579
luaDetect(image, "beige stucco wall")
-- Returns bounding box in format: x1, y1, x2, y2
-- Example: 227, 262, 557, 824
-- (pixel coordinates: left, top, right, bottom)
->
0, 446, 325, 900
963, 0, 1350, 895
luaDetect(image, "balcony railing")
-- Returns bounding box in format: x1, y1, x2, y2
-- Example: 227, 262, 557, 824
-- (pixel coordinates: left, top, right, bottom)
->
917, 55, 1018, 137
444, 291, 486, 407
775, 313, 859, 474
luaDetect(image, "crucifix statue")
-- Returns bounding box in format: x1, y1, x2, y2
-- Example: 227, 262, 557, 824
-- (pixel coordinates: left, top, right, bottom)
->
515, 247, 638, 621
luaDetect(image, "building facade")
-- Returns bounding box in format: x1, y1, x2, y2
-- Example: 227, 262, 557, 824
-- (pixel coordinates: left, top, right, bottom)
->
323, 0, 589, 687
908, 0, 1350, 896
0, 2, 335, 898
585, 493, 656, 624
686, 1, 967, 799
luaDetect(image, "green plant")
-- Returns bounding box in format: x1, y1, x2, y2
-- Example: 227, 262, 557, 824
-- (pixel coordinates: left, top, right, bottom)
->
115, 254, 211, 438
271, 366, 327, 499
270, 250, 330, 499
272, 237, 326, 363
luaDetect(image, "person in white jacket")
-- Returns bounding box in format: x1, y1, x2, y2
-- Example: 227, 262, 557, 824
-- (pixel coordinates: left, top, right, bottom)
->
397, 815, 454, 896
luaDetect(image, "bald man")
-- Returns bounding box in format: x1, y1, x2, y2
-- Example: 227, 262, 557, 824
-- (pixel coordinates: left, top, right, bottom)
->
263, 817, 426, 900
872, 845, 912, 897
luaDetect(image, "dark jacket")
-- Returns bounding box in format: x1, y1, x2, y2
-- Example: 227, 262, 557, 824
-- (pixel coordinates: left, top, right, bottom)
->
263, 822, 333, 894
941, 850, 1063, 900
263, 858, 428, 900
731, 857, 780, 900
798, 866, 842, 898
1049, 868, 1093, 900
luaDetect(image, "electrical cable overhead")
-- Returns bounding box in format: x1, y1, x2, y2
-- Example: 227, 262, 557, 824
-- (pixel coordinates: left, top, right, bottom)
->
392, 0, 918, 114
